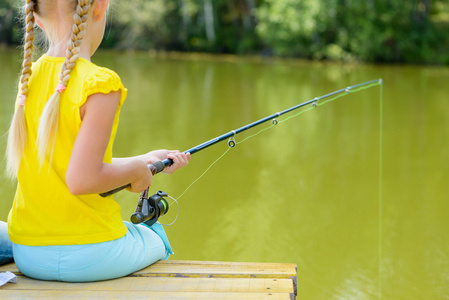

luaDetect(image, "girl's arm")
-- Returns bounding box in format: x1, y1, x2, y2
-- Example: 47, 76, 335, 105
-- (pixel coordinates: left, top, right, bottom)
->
112, 150, 191, 175
66, 91, 152, 195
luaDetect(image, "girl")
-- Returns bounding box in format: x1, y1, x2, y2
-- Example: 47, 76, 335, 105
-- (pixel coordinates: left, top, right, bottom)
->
6, 0, 190, 281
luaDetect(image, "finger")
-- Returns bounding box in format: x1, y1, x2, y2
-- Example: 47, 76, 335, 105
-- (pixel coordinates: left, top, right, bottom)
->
172, 155, 182, 166
168, 153, 183, 164
176, 154, 188, 165
168, 150, 180, 156
168, 151, 182, 157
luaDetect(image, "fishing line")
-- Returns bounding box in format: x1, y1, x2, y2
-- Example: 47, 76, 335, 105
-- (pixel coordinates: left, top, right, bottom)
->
173, 80, 383, 204
100, 79, 383, 198
237, 81, 383, 144
174, 147, 232, 201
163, 148, 232, 225
378, 81, 384, 300
160, 194, 180, 226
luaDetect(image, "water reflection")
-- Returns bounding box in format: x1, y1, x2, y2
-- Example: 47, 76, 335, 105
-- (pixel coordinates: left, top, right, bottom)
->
1, 49, 448, 299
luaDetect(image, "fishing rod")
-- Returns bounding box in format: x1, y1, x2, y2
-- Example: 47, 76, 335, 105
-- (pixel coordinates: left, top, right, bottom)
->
100, 78, 381, 198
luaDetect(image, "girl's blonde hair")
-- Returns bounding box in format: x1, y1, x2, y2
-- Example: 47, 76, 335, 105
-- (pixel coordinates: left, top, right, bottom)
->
6, 0, 93, 178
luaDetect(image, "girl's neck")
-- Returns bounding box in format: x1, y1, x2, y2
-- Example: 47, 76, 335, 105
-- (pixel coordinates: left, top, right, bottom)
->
39, 14, 95, 61
46, 37, 92, 61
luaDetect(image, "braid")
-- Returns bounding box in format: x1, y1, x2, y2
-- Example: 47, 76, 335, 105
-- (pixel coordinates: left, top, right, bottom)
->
6, 0, 36, 178
36, 0, 93, 164
20, 0, 35, 97
61, 0, 92, 86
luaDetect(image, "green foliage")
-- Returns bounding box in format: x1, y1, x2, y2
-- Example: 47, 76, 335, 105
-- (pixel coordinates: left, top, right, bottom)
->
104, 0, 261, 53
106, 0, 176, 49
255, 0, 449, 64
1, 0, 448, 64
256, 0, 319, 56
0, 0, 21, 44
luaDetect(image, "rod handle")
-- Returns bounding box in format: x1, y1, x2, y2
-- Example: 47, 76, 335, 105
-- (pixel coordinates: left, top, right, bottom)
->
149, 160, 166, 174
99, 161, 166, 197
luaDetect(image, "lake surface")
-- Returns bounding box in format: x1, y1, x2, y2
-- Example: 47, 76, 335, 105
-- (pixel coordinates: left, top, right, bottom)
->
1, 48, 448, 299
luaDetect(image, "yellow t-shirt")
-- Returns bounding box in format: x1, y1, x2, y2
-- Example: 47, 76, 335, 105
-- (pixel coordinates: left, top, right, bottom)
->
8, 55, 128, 246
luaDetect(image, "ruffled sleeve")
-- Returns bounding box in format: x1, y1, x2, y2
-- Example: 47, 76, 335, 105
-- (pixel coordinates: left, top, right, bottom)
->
81, 68, 127, 108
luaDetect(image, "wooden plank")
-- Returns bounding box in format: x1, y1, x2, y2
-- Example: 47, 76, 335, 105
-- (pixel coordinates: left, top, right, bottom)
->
0, 290, 293, 300
1, 276, 293, 293
132, 260, 297, 279
0, 262, 19, 274
0, 261, 297, 279
0, 260, 297, 299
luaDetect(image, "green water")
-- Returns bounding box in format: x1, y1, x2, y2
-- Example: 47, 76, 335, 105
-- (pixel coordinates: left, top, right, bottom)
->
1, 49, 448, 299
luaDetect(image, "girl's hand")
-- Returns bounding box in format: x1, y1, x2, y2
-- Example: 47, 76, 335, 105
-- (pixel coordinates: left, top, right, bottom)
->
126, 159, 153, 193
163, 151, 191, 174
143, 150, 190, 174
144, 149, 174, 164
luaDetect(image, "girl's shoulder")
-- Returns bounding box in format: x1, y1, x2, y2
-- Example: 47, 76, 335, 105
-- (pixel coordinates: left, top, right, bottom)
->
76, 58, 122, 85
75, 58, 127, 107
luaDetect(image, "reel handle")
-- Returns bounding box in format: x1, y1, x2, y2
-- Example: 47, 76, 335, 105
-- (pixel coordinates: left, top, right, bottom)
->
99, 160, 167, 197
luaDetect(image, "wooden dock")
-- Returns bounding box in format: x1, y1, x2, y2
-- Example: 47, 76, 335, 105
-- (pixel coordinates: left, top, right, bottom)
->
0, 260, 297, 299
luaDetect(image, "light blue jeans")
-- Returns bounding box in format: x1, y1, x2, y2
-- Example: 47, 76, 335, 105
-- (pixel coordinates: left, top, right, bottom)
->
13, 222, 173, 282
0, 221, 14, 265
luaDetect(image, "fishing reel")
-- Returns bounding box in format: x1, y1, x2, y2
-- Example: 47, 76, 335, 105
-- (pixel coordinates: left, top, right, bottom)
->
130, 190, 169, 226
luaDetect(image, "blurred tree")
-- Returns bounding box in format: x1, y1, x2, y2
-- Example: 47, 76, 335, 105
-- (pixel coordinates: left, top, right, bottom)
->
0, 0, 20, 45
255, 0, 320, 56
254, 0, 449, 63
106, 0, 262, 53
0, 0, 448, 63
107, 0, 177, 49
